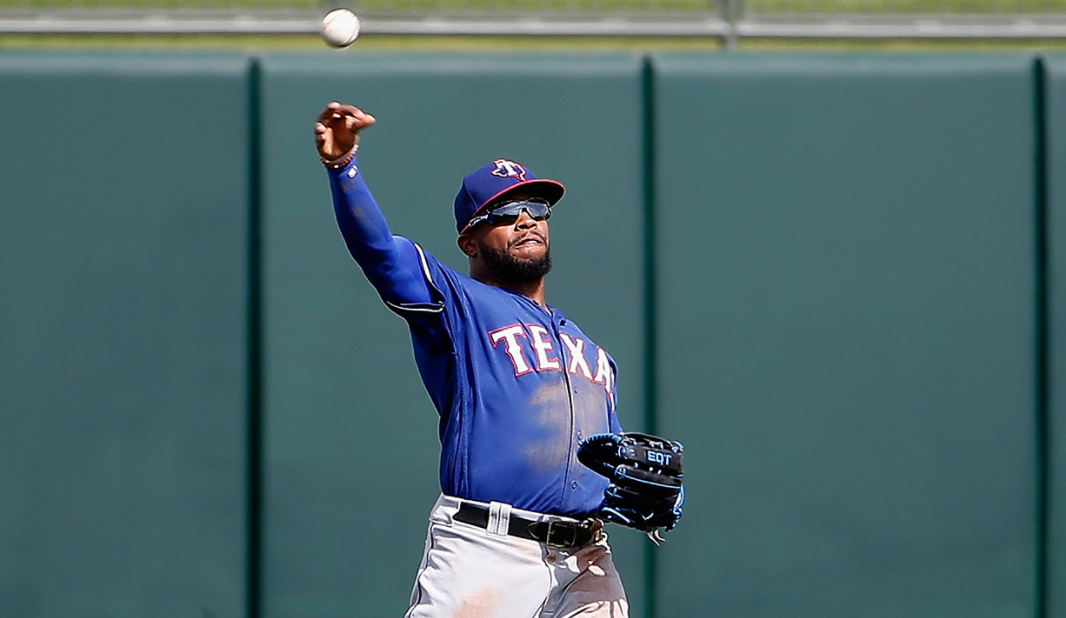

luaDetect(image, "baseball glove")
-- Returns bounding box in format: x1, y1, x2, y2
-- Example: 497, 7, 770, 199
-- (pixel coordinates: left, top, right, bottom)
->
577, 432, 684, 544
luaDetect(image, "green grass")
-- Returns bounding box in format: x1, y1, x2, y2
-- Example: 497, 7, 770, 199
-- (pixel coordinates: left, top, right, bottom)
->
749, 0, 1066, 14
352, 0, 716, 12
0, 0, 319, 9
0, 0, 717, 11
3, 0, 1066, 13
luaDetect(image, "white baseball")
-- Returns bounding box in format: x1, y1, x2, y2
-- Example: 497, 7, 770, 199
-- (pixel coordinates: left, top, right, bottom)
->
320, 8, 361, 48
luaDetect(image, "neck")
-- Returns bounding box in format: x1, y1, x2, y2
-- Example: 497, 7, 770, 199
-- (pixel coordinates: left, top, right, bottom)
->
470, 267, 548, 308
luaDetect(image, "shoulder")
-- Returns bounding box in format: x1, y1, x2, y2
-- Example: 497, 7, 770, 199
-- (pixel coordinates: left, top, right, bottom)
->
402, 239, 463, 284
405, 241, 516, 307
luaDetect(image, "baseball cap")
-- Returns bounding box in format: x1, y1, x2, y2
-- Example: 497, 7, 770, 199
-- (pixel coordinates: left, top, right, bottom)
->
454, 159, 565, 235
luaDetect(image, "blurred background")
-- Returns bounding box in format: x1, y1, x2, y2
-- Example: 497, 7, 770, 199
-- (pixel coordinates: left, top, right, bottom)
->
1, 2, 1065, 618
3, 0, 1066, 46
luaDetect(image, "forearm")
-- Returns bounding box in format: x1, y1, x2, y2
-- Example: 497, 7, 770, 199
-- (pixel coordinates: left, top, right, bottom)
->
327, 158, 432, 304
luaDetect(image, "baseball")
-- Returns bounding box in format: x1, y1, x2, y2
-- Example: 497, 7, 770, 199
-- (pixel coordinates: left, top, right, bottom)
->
320, 8, 361, 48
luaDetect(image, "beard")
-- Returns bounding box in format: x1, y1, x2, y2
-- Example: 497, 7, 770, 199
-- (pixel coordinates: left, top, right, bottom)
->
480, 241, 553, 284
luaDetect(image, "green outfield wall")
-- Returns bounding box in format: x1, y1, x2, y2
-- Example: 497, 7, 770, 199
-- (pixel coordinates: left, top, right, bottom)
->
1046, 54, 1066, 618
0, 51, 1059, 618
652, 54, 1038, 618
0, 54, 253, 618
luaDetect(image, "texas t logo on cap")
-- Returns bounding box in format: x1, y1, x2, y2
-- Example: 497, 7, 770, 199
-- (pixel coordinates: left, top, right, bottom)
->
454, 159, 566, 234
491, 159, 528, 182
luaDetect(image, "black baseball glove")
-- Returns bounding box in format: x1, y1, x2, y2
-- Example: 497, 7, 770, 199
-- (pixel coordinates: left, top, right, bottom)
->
577, 432, 684, 543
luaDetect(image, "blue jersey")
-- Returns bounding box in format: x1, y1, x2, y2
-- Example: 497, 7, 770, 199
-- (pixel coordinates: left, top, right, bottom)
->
329, 158, 622, 517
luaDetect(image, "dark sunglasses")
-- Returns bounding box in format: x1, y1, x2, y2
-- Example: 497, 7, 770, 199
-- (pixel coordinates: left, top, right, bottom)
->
467, 198, 552, 229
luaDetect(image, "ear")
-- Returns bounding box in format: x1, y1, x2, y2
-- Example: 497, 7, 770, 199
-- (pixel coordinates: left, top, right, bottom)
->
457, 233, 478, 258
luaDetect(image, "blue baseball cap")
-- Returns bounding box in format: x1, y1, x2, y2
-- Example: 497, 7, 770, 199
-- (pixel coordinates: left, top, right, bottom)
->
454, 159, 565, 235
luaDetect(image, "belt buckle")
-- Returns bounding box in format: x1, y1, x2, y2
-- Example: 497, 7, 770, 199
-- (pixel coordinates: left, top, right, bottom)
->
544, 520, 579, 548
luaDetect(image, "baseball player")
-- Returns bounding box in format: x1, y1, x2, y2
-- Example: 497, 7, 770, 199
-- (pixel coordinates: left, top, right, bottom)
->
315, 101, 635, 618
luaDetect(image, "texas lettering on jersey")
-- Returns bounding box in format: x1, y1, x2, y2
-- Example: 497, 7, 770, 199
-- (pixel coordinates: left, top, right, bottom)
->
488, 324, 615, 394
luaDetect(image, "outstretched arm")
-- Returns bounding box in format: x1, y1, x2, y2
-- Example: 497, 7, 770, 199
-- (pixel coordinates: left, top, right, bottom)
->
315, 102, 433, 306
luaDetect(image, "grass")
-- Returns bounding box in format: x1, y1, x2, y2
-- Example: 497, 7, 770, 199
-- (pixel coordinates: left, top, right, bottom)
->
3, 0, 1066, 13
748, 0, 1066, 15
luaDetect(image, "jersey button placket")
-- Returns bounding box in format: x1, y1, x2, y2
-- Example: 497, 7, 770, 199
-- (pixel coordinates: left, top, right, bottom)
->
554, 315, 578, 505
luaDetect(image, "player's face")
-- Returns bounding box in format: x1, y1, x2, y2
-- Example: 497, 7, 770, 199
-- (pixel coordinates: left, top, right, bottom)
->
472, 204, 552, 283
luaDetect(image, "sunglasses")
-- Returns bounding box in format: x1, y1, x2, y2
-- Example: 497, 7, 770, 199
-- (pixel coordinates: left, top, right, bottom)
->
467, 198, 552, 229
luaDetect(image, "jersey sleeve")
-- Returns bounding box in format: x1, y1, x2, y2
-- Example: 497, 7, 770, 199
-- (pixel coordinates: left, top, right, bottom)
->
390, 244, 476, 353
328, 157, 436, 309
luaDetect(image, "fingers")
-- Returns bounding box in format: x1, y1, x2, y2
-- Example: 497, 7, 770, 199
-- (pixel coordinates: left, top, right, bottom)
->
315, 101, 375, 159
318, 101, 376, 130
316, 101, 353, 123
346, 111, 376, 132
313, 122, 329, 147
314, 119, 340, 158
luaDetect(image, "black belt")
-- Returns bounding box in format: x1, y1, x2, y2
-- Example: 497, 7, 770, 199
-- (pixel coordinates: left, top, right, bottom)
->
453, 502, 597, 549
